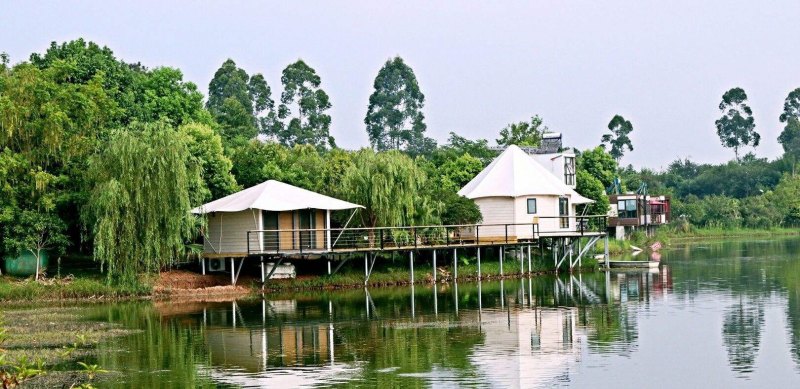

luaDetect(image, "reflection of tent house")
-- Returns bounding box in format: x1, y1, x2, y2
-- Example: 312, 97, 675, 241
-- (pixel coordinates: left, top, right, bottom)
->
469, 308, 583, 388
192, 180, 363, 256
458, 145, 593, 241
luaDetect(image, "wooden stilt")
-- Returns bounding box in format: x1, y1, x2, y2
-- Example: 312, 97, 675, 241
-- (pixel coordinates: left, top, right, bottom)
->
432, 250, 437, 283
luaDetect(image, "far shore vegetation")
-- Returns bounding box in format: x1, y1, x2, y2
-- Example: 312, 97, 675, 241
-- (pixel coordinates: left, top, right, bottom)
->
2, 39, 800, 297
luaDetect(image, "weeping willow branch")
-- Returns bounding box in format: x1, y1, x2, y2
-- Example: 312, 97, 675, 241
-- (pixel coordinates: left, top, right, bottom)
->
84, 122, 205, 285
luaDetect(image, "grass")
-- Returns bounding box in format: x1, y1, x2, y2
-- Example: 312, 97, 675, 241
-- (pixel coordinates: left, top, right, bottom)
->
662, 226, 800, 240
0, 276, 151, 301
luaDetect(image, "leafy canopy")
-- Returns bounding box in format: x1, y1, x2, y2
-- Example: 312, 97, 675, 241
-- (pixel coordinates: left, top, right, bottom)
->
716, 87, 759, 160
273, 60, 335, 150
84, 122, 205, 285
206, 59, 274, 145
365, 57, 431, 154
338, 149, 439, 228
496, 115, 546, 147
601, 115, 634, 162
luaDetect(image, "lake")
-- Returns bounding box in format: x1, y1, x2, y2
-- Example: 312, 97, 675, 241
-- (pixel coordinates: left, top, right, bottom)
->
68, 237, 800, 387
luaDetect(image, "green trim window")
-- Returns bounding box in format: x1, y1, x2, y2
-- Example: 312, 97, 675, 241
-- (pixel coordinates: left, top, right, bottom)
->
527, 198, 537, 214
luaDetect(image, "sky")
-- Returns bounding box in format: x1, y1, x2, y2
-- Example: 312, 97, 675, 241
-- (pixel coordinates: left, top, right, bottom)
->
2, 0, 800, 169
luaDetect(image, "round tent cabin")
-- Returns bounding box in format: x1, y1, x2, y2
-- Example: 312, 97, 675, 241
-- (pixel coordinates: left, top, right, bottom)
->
192, 180, 363, 257
458, 145, 593, 240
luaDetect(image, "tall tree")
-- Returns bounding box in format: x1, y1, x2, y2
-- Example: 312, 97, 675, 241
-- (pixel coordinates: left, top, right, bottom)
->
716, 87, 759, 161
178, 123, 239, 200
365, 57, 429, 152
496, 116, 546, 147
274, 60, 335, 150
206, 59, 274, 144
779, 88, 800, 174
84, 122, 205, 285
601, 115, 634, 162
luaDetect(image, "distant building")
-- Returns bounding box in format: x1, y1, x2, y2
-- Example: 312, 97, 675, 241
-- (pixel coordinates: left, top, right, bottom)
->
607, 194, 671, 239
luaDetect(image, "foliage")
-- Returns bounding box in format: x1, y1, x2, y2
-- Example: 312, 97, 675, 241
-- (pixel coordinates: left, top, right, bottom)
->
206, 59, 274, 145
496, 115, 546, 147
84, 122, 205, 284
601, 115, 634, 162
2, 210, 68, 279
177, 123, 239, 200
274, 60, 335, 150
338, 149, 440, 228
365, 57, 430, 154
577, 146, 619, 189
576, 170, 609, 216
716, 87, 759, 160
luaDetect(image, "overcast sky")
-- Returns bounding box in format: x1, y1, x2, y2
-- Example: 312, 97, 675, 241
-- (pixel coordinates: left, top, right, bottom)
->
3, 1, 800, 168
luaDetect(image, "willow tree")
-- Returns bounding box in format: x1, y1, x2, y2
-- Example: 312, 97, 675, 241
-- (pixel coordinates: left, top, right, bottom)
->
84, 122, 204, 284
339, 149, 439, 229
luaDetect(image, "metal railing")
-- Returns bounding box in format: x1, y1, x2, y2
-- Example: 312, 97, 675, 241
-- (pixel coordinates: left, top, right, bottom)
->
241, 215, 607, 255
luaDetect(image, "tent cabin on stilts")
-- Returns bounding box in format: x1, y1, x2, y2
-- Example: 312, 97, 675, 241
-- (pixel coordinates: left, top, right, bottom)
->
191, 180, 363, 281
458, 145, 595, 242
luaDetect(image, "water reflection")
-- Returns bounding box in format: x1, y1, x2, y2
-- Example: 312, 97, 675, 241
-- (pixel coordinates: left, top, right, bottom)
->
88, 237, 800, 388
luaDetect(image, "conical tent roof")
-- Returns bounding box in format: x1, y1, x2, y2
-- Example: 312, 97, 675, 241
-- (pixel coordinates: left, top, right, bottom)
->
458, 145, 594, 204
192, 180, 363, 213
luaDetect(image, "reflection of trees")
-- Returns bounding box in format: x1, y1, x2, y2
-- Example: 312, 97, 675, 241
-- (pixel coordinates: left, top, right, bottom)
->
722, 298, 764, 376
780, 256, 800, 368
88, 303, 217, 389
580, 304, 637, 356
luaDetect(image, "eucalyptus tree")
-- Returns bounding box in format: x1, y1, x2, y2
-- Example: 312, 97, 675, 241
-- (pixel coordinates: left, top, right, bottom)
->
779, 88, 800, 174
338, 149, 439, 229
84, 122, 205, 285
274, 60, 335, 150
207, 59, 275, 145
601, 115, 634, 162
496, 115, 547, 147
716, 87, 759, 161
365, 57, 429, 153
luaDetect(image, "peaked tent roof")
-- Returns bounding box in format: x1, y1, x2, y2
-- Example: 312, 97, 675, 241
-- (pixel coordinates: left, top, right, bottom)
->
192, 180, 363, 213
458, 145, 594, 204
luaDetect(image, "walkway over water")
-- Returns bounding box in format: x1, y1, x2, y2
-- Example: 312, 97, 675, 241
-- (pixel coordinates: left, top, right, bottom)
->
201, 216, 610, 285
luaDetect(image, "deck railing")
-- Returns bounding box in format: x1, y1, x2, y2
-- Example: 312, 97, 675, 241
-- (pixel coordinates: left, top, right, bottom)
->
242, 215, 607, 255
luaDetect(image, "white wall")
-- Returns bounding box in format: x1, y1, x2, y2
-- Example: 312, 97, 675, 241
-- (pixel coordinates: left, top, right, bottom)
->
204, 210, 262, 254
474, 197, 516, 239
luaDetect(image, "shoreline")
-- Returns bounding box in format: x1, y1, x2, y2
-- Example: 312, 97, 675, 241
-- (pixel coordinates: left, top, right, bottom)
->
4, 229, 797, 302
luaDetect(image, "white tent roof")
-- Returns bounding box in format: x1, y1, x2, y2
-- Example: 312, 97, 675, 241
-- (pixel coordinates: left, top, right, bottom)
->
458, 145, 594, 204
192, 180, 363, 214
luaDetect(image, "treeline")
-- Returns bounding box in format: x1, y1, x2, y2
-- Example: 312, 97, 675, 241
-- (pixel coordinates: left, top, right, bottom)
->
614, 85, 800, 230
1, 39, 579, 283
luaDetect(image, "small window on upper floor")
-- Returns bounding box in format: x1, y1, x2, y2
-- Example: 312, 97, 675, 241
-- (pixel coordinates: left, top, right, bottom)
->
527, 198, 537, 214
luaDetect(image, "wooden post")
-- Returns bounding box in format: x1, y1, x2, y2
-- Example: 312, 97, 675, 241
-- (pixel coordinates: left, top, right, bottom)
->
327, 260, 332, 275
364, 253, 369, 283
201, 257, 206, 275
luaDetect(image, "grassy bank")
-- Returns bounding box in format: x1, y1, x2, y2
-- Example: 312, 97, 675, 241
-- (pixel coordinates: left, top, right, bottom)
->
0, 275, 152, 301
1, 251, 600, 300
662, 226, 800, 241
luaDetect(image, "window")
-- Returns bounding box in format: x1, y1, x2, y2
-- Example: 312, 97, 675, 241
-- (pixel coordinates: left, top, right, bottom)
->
617, 199, 638, 219
564, 156, 576, 186
559, 197, 569, 228
527, 198, 537, 214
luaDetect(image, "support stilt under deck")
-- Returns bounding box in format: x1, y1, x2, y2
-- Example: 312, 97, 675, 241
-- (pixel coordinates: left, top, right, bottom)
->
500, 246, 504, 276
409, 251, 415, 284
453, 249, 458, 281
477, 247, 482, 280
432, 250, 437, 283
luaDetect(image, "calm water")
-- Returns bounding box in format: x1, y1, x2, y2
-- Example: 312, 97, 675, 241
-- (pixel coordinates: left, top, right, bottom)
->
81, 237, 800, 388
